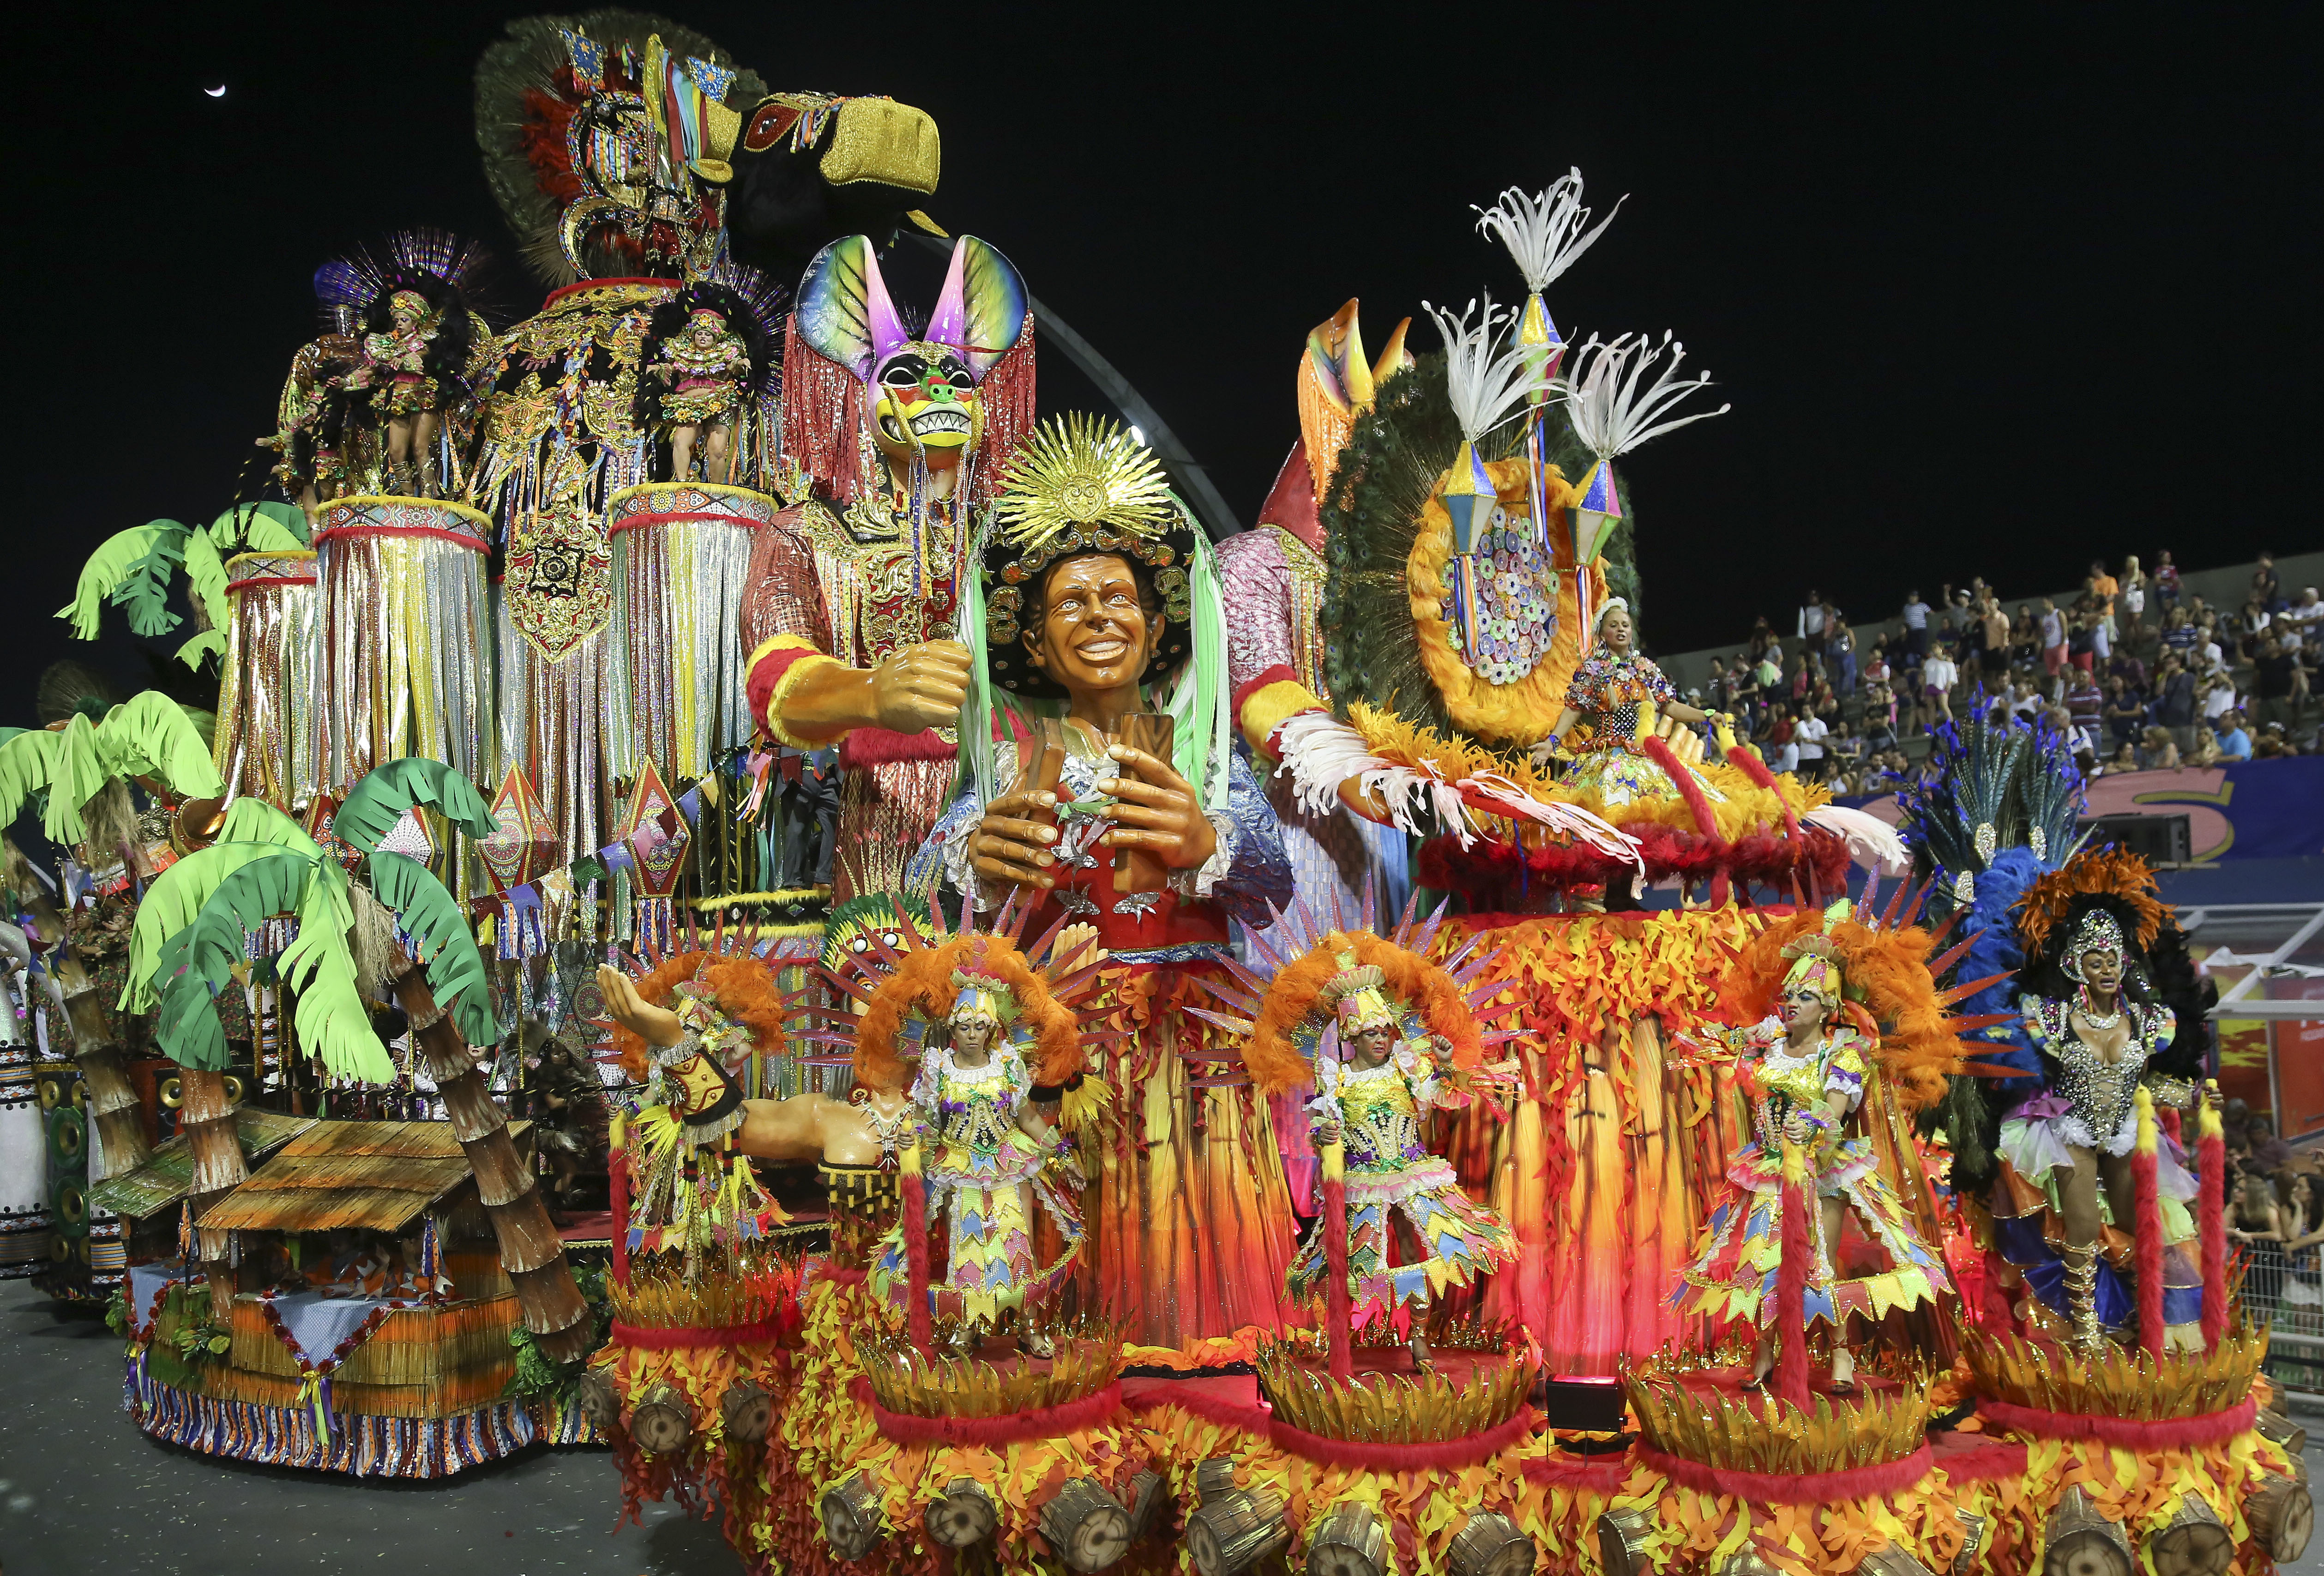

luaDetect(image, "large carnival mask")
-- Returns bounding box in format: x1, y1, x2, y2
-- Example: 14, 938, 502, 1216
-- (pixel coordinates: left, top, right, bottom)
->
796, 233, 1028, 475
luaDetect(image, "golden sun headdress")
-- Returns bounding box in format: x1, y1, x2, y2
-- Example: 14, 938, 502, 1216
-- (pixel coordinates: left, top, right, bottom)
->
980, 414, 1198, 699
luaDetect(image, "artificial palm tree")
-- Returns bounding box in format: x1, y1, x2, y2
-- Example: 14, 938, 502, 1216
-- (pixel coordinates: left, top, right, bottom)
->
0, 692, 229, 1180
126, 759, 592, 1359
58, 501, 310, 671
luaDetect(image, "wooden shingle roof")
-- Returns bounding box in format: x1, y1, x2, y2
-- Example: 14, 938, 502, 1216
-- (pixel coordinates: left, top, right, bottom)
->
197, 1119, 530, 1235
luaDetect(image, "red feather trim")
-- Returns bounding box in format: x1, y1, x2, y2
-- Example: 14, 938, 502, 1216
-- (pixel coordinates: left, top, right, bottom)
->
612, 1316, 787, 1350
1724, 746, 1803, 839
1323, 1172, 1353, 1380
1979, 1395, 2256, 1450
836, 726, 957, 768
518, 85, 584, 205
610, 1143, 631, 1288
903, 1163, 931, 1357
1268, 1408, 1531, 1471
1774, 1151, 1812, 1408
1641, 733, 1721, 839
2133, 1143, 2166, 1356
1636, 1441, 1934, 1506
2200, 1124, 2228, 1349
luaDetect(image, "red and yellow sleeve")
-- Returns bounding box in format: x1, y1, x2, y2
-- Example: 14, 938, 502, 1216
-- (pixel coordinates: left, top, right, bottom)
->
747, 634, 848, 751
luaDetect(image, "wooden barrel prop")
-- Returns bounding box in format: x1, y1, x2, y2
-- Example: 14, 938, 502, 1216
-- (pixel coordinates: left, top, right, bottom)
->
820, 1471, 886, 1561
312, 495, 493, 791
1124, 1468, 1169, 1541
1951, 1510, 1990, 1576
2246, 1476, 2315, 1564
627, 1379, 694, 1455
1040, 1477, 1133, 1573
721, 1379, 772, 1444
1308, 1502, 1390, 1576
1447, 1512, 1534, 1576
1195, 1457, 1239, 1502
572, 1369, 619, 1435
215, 549, 323, 806
926, 1477, 998, 1549
2257, 1406, 2309, 1461
2144, 1496, 2232, 1576
1596, 1509, 1652, 1576
1714, 1552, 1782, 1576
2042, 1485, 2132, 1576
1854, 1545, 1935, 1576
1187, 1485, 1289, 1576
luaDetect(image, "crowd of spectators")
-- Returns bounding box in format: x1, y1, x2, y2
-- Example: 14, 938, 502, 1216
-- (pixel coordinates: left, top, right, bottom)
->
1689, 552, 2322, 796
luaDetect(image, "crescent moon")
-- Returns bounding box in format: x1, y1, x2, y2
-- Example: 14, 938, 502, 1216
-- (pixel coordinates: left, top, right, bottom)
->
204, 85, 227, 97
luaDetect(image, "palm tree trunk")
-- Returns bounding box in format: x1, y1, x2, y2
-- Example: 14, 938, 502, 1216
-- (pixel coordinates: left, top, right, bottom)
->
179, 1068, 247, 1308
10, 858, 151, 1180
382, 949, 593, 1362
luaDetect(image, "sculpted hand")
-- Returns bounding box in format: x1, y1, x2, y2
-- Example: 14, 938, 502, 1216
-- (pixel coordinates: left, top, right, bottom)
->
868, 640, 972, 733
971, 788, 1061, 890
1097, 745, 1216, 870
598, 966, 681, 1047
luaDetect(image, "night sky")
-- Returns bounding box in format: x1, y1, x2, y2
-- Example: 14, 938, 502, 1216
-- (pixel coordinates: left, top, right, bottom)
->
13, 5, 2316, 725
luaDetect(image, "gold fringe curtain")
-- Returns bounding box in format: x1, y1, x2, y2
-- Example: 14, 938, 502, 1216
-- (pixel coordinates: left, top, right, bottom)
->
314, 496, 494, 791
213, 551, 322, 808
608, 482, 773, 788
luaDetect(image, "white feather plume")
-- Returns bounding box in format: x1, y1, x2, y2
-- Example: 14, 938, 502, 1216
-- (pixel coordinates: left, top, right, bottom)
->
1473, 171, 1626, 295
1562, 331, 1729, 461
1421, 293, 1541, 444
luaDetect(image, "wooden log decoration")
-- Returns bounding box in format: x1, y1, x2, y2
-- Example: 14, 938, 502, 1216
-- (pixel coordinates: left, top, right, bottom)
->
1195, 1457, 1239, 1503
820, 1471, 887, 1563
1307, 1503, 1390, 1576
2144, 1496, 2233, 1576
1853, 1545, 1937, 1576
2256, 1406, 2309, 1461
572, 1368, 620, 1437
1446, 1512, 1535, 1576
721, 1379, 772, 1444
1715, 1554, 1782, 1576
1124, 1469, 1169, 1542
1596, 1510, 1653, 1576
628, 1380, 695, 1456
925, 1477, 999, 1550
2042, 1485, 2133, 1576
2245, 1475, 2316, 1564
1040, 1477, 1134, 1573
1186, 1485, 1289, 1576
1951, 1511, 1990, 1576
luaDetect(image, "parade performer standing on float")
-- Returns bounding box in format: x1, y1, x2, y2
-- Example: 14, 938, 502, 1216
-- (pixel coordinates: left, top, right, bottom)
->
1675, 900, 1956, 1395
909, 414, 1304, 1350
741, 234, 1036, 903
1987, 852, 2205, 1351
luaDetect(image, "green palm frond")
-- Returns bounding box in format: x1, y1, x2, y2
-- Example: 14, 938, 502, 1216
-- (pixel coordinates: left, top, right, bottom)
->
182, 532, 229, 639
93, 694, 224, 801
218, 797, 320, 855
336, 758, 497, 851
58, 524, 188, 640
123, 839, 314, 1013
149, 849, 320, 1070
367, 851, 499, 1045
0, 731, 62, 834
278, 861, 395, 1083
175, 630, 227, 670
42, 717, 111, 847
207, 501, 310, 552
109, 529, 192, 639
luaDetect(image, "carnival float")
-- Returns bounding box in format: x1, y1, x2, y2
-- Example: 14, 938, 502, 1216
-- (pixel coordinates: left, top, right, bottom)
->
0, 7, 2307, 1575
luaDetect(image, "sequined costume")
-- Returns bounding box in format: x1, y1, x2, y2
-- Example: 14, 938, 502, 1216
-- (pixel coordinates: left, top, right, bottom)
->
912, 728, 1303, 1349
623, 976, 785, 1263
650, 322, 751, 426
1558, 648, 1727, 812
1989, 992, 2201, 1328
868, 1035, 1084, 1328
740, 494, 970, 902
1675, 1017, 1949, 1329
1285, 1042, 1518, 1321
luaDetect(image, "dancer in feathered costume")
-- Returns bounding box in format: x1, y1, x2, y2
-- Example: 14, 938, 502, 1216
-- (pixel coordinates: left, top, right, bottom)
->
1674, 900, 1960, 1393
907, 416, 1307, 1348
1895, 718, 2214, 1351
741, 234, 1035, 903
1189, 896, 1521, 1368
634, 272, 784, 485
796, 896, 1115, 1344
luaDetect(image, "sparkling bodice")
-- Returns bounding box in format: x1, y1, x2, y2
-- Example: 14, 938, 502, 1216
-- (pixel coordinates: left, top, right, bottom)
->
1334, 1060, 1432, 1171
2024, 994, 2176, 1141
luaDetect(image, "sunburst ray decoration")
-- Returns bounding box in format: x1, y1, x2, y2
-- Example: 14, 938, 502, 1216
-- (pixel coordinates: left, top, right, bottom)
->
1254, 1317, 1537, 1443
1621, 1347, 1933, 1473
859, 1304, 1123, 1418
992, 413, 1177, 555
1962, 1325, 2263, 1421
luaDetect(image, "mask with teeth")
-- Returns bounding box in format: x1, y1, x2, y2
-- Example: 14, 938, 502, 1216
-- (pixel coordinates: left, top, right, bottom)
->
871, 342, 981, 470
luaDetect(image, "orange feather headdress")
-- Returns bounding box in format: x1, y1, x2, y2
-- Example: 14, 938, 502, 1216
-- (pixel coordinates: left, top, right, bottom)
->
2014, 846, 2169, 960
